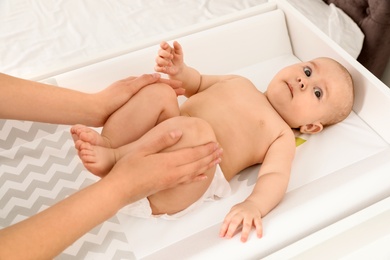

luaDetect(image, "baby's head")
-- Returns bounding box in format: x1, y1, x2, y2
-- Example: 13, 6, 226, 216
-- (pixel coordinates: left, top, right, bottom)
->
266, 57, 354, 134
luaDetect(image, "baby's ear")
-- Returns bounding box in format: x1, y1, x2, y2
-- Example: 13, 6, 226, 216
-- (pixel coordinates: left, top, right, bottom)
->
300, 122, 323, 134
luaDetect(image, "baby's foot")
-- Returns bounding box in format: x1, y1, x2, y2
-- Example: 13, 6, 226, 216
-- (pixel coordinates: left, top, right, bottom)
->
76, 140, 117, 177
71, 124, 110, 147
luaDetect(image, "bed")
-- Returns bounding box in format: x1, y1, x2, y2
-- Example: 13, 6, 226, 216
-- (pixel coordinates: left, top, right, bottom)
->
1, 1, 390, 259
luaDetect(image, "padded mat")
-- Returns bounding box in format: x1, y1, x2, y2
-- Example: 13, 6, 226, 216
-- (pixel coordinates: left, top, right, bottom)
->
1, 56, 388, 259
0, 121, 136, 259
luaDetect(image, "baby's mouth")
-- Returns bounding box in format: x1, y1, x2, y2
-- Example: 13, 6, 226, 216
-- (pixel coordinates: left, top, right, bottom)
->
287, 82, 293, 97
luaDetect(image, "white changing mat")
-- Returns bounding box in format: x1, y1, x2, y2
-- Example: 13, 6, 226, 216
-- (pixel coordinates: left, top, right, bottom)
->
115, 56, 389, 259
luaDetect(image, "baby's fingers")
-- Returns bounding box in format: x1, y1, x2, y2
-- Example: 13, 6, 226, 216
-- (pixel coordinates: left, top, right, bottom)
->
240, 217, 253, 242
219, 220, 229, 238
155, 54, 172, 68
172, 41, 183, 56
240, 216, 262, 242
157, 47, 173, 60
160, 41, 172, 52
219, 216, 242, 239
254, 215, 263, 239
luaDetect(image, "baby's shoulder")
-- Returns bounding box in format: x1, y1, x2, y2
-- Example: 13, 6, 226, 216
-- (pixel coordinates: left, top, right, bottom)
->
261, 111, 294, 137
228, 75, 254, 84
219, 75, 258, 94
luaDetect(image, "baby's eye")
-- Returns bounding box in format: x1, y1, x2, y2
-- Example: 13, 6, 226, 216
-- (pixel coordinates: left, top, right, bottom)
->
314, 87, 323, 99
303, 67, 312, 77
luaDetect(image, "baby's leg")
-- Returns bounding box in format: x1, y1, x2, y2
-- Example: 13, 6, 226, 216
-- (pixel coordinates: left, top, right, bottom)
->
74, 114, 206, 178
101, 82, 180, 148
75, 115, 218, 195
144, 116, 219, 215
71, 124, 108, 147
74, 117, 180, 177
76, 140, 117, 177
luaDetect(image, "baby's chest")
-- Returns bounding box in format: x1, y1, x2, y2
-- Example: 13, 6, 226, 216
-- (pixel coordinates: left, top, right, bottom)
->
226, 116, 284, 160
251, 118, 282, 148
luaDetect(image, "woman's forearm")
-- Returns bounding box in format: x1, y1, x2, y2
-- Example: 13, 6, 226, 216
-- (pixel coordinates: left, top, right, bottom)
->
0, 177, 126, 260
0, 73, 104, 126
0, 73, 182, 126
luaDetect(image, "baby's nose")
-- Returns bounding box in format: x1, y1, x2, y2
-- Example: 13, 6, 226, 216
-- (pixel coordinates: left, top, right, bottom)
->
298, 78, 305, 89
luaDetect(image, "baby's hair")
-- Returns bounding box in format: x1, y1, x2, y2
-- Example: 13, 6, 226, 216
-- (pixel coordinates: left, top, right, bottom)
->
322, 58, 354, 126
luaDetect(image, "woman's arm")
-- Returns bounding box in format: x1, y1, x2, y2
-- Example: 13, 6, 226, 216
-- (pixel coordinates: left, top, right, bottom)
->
0, 129, 222, 259
0, 176, 123, 260
0, 73, 183, 126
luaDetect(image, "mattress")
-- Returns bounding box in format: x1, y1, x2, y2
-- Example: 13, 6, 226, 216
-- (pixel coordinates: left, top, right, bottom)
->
1, 1, 390, 259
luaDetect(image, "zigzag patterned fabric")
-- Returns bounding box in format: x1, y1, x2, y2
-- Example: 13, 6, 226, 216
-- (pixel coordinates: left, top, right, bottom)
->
0, 120, 135, 259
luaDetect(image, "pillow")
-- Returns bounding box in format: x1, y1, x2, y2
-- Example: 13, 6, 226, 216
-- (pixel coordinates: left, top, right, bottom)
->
287, 0, 364, 59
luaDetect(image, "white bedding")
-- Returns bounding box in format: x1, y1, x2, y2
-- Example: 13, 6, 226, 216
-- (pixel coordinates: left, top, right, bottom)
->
0, 0, 267, 79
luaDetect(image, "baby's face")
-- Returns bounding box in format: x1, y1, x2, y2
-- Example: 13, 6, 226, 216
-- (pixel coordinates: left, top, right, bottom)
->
266, 58, 349, 130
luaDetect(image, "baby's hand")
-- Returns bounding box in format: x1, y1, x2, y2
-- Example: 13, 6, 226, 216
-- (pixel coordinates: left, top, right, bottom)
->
155, 41, 184, 76
219, 200, 263, 242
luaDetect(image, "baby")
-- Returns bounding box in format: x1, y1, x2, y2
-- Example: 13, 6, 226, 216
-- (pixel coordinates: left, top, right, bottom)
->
71, 41, 354, 242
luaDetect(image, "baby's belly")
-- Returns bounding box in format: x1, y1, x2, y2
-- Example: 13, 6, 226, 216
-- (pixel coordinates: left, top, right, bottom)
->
180, 104, 267, 180
219, 148, 263, 181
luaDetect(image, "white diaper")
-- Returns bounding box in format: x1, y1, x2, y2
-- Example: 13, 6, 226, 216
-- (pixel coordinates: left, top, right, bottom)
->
119, 165, 231, 220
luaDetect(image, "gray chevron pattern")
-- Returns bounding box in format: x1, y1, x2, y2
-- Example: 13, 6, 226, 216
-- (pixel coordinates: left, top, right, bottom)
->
0, 119, 65, 151
0, 120, 135, 259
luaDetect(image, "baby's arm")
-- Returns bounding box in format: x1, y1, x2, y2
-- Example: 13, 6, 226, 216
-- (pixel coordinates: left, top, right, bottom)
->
155, 41, 237, 97
220, 130, 296, 242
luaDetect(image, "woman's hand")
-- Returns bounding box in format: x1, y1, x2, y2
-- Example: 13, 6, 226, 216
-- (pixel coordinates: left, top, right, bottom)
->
95, 73, 184, 125
106, 129, 223, 205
